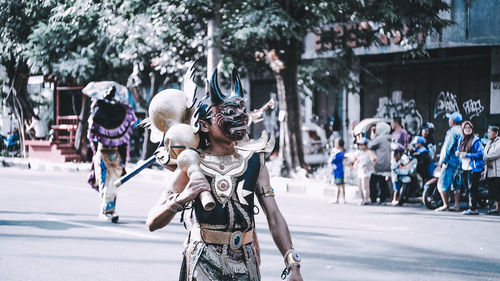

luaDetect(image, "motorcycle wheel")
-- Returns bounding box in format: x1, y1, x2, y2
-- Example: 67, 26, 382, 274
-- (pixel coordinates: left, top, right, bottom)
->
399, 183, 408, 205
423, 183, 442, 210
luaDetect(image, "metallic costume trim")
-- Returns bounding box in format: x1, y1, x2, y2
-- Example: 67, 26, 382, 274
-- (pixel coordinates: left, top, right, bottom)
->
262, 186, 275, 197
190, 226, 253, 249
200, 149, 253, 205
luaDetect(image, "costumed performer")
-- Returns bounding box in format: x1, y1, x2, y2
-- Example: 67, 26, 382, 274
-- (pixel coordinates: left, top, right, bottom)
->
146, 67, 303, 281
87, 85, 137, 222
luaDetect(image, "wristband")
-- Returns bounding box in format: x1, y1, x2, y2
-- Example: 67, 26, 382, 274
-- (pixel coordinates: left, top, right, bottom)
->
281, 248, 301, 279
166, 194, 185, 213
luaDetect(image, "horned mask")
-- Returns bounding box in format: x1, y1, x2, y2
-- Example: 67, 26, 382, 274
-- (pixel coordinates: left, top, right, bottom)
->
207, 67, 249, 141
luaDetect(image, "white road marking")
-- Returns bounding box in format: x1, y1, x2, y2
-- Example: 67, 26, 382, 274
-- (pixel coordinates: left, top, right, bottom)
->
3, 178, 87, 192
2, 178, 132, 195
47, 218, 161, 240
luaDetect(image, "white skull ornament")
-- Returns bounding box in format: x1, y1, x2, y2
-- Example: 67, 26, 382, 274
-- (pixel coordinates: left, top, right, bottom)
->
148, 89, 194, 133
160, 123, 199, 165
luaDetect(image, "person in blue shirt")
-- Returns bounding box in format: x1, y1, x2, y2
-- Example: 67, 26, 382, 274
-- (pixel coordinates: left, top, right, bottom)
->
331, 138, 346, 204
456, 121, 485, 215
436, 112, 463, 212
412, 136, 432, 182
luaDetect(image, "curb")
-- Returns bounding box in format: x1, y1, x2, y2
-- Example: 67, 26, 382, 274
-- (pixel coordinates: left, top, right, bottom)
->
285, 179, 361, 201
0, 156, 172, 183
1, 157, 360, 200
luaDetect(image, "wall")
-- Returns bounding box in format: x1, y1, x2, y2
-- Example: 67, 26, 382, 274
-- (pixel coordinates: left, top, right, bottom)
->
361, 49, 491, 142
491, 48, 500, 114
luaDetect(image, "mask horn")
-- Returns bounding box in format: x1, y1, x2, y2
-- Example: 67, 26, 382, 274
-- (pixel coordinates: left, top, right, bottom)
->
231, 66, 243, 98
209, 68, 225, 106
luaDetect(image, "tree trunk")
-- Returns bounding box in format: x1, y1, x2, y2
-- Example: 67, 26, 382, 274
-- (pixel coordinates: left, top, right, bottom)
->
207, 0, 221, 78
275, 73, 292, 176
280, 38, 306, 170
5, 57, 34, 158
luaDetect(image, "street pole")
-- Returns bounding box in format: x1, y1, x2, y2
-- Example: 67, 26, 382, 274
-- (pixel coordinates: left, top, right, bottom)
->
207, 0, 221, 79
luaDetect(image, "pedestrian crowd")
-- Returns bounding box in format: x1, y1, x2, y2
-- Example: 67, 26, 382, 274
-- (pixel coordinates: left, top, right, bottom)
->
329, 112, 500, 215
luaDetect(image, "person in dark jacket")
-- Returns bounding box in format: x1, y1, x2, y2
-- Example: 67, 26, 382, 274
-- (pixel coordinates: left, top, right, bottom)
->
412, 136, 432, 183
456, 121, 485, 215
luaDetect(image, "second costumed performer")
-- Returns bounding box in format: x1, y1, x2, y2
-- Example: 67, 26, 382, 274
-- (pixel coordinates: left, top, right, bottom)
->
146, 67, 303, 281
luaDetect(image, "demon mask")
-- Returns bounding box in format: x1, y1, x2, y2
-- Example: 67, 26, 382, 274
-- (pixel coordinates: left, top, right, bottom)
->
207, 67, 249, 141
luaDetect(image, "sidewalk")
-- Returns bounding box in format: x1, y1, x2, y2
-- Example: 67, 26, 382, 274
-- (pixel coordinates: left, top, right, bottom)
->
0, 156, 361, 201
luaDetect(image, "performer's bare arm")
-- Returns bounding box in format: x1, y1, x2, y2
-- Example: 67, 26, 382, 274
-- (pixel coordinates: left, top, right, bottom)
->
146, 169, 210, 231
257, 165, 303, 281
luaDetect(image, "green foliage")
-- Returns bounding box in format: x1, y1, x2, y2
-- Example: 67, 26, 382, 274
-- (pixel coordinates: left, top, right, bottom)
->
148, 0, 452, 96
1, 0, 452, 90
24, 0, 129, 84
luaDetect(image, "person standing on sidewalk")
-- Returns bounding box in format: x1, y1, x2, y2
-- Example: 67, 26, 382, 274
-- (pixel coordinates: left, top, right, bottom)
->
368, 122, 392, 204
354, 138, 377, 205
436, 112, 463, 212
484, 126, 500, 215
330, 138, 346, 204
456, 121, 484, 215
391, 117, 410, 150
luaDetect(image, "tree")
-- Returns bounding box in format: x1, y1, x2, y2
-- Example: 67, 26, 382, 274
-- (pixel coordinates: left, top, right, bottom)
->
0, 0, 57, 156
149, 0, 452, 173
4, 0, 452, 170
19, 0, 165, 158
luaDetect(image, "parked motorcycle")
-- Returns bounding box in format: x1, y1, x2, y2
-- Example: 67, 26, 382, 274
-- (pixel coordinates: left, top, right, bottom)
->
394, 154, 423, 206
422, 166, 489, 210
0, 132, 21, 157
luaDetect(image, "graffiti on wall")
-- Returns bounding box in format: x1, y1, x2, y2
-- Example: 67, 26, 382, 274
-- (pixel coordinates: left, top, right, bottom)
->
434, 91, 460, 119
462, 99, 484, 119
374, 96, 423, 136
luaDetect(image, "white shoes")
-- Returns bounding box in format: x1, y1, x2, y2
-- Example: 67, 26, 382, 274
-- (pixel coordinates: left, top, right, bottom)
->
99, 212, 119, 223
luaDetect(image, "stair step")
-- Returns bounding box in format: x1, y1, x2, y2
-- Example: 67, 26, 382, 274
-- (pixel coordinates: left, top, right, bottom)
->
54, 142, 75, 148
58, 148, 77, 155
63, 154, 81, 162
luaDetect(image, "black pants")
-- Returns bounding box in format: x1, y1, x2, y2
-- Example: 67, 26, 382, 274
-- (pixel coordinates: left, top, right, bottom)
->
462, 170, 481, 210
370, 174, 389, 203
487, 177, 500, 202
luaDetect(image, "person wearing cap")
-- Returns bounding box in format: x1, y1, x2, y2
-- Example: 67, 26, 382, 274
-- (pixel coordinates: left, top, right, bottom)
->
412, 136, 432, 183
456, 121, 484, 215
353, 138, 377, 205
436, 112, 463, 212
421, 122, 436, 159
484, 126, 500, 215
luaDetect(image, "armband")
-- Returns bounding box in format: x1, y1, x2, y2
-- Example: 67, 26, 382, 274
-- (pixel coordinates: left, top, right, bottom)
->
261, 185, 275, 197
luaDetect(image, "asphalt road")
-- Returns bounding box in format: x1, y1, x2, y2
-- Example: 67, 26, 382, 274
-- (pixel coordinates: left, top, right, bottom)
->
1, 167, 500, 281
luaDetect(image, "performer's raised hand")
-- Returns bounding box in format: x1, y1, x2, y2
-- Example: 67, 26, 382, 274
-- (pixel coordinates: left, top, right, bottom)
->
177, 173, 210, 205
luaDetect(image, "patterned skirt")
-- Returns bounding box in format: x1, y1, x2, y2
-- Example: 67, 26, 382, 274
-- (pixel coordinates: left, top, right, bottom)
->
180, 242, 260, 281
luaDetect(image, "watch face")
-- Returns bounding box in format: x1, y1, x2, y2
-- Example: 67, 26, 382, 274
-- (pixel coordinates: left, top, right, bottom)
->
293, 252, 301, 262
